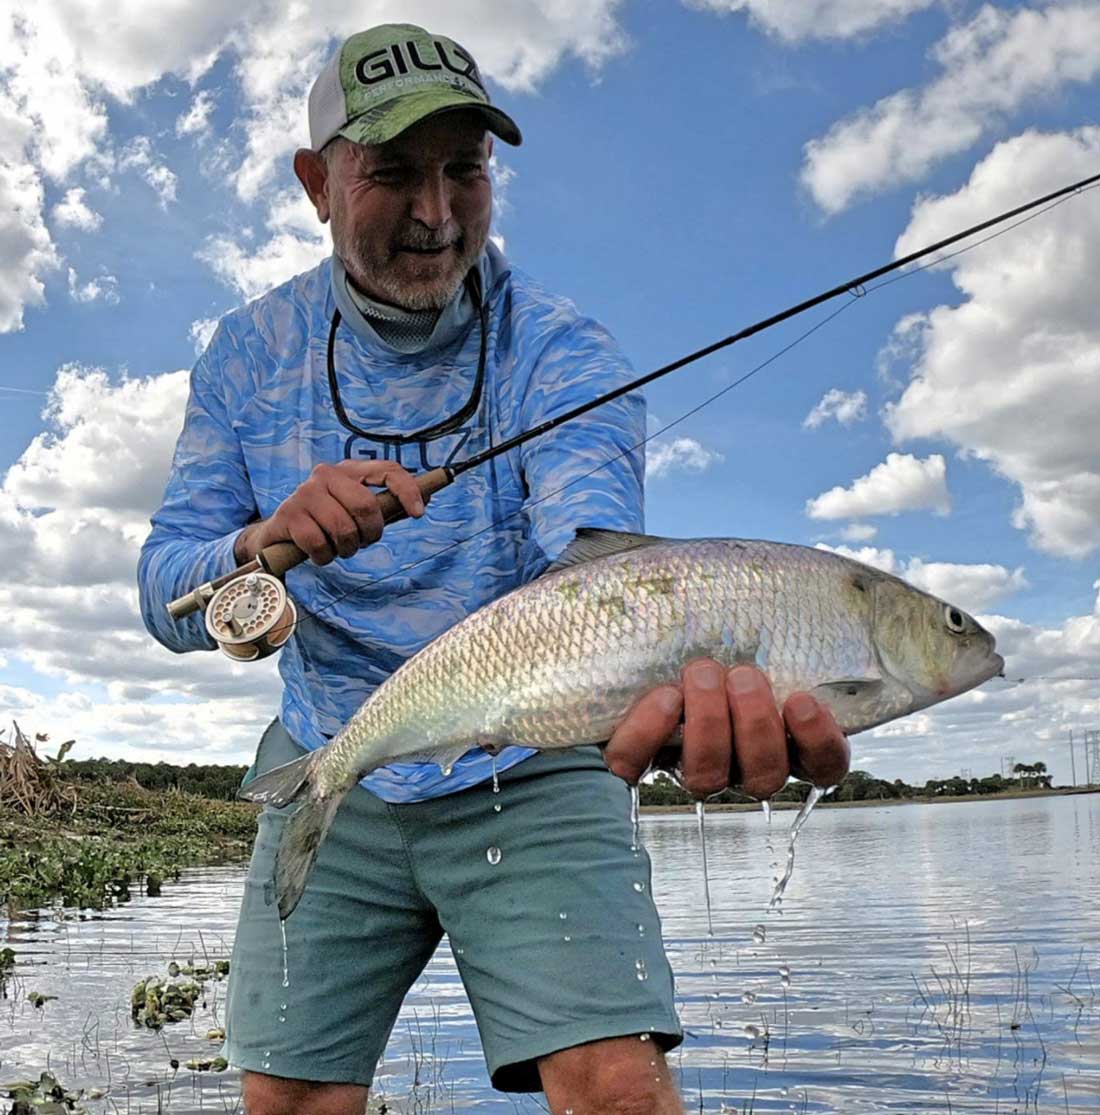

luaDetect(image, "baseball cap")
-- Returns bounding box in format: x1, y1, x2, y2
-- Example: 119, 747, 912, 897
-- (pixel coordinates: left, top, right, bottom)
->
308, 24, 522, 151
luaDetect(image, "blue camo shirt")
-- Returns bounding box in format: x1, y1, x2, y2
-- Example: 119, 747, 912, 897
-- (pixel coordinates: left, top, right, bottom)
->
138, 244, 646, 802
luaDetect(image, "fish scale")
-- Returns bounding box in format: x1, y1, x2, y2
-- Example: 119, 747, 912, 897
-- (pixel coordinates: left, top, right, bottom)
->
241, 529, 1003, 919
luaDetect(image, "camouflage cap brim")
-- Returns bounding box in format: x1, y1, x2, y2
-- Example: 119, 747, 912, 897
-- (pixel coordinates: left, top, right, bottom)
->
337, 85, 522, 149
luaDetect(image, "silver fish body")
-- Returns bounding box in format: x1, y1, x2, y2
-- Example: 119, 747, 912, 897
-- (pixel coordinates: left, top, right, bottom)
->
241, 531, 1003, 917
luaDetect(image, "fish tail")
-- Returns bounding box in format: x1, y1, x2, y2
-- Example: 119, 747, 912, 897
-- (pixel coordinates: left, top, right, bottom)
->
238, 752, 319, 807
237, 751, 345, 920
274, 792, 344, 920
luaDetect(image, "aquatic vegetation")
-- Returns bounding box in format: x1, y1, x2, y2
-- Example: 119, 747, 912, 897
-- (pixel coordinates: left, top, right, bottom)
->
3, 1070, 87, 1113
131, 960, 230, 1030
0, 728, 258, 911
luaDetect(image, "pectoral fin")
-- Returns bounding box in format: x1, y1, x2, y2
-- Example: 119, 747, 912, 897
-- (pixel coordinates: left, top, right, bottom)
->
809, 678, 885, 725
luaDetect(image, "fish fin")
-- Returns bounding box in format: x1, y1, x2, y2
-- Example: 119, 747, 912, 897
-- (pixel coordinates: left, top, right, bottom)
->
544, 527, 667, 575
238, 752, 315, 807
400, 742, 479, 777
810, 678, 885, 722
275, 793, 344, 920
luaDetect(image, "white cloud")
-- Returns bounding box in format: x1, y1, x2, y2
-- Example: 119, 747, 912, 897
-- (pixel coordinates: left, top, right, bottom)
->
840, 522, 877, 542
176, 89, 216, 140
806, 453, 950, 520
803, 388, 867, 429
189, 316, 220, 353
646, 437, 725, 480
685, 0, 934, 42
884, 128, 1100, 558
51, 187, 102, 231
5, 365, 189, 519
67, 267, 119, 305
0, 90, 58, 333
904, 559, 1028, 613
802, 4, 1100, 213
118, 137, 178, 207
198, 188, 328, 301
0, 365, 282, 762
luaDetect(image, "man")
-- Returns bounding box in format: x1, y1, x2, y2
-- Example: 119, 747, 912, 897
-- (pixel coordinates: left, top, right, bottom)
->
139, 23, 848, 1115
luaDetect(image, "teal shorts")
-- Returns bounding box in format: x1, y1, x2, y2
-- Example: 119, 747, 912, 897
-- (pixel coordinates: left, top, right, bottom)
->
224, 720, 682, 1092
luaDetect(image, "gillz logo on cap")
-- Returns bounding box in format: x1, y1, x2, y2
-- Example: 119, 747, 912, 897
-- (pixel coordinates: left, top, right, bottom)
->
355, 40, 486, 94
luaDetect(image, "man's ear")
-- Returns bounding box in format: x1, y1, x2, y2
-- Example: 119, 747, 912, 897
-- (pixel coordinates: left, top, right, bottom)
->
294, 148, 330, 223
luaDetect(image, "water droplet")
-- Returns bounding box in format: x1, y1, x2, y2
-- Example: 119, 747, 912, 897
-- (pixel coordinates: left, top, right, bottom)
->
637, 923, 646, 937
565, 1108, 574, 1115
639, 1033, 651, 1042
744, 1024, 761, 1039
491, 754, 500, 794
455, 947, 465, 956
559, 911, 568, 920
695, 799, 714, 936
779, 964, 791, 987
487, 846, 502, 865
280, 920, 290, 988
493, 803, 502, 813
741, 991, 756, 1004
635, 959, 649, 981
714, 1018, 723, 1028
278, 1014, 286, 1024
632, 881, 645, 893
752, 924, 766, 944
761, 800, 772, 823
563, 935, 572, 942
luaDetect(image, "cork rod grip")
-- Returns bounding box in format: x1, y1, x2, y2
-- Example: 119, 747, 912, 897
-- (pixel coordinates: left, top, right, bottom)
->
257, 466, 452, 578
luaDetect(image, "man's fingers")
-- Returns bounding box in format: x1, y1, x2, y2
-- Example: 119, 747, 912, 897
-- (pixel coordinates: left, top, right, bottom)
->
784, 693, 850, 787
727, 666, 788, 800
374, 464, 427, 520
326, 472, 386, 548
605, 686, 683, 784
679, 659, 733, 798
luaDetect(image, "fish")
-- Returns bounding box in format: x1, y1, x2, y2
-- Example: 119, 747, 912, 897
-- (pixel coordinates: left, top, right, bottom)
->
240, 528, 1004, 918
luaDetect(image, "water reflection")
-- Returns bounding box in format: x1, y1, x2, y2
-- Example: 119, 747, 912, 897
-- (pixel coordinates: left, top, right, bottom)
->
1, 795, 1098, 1112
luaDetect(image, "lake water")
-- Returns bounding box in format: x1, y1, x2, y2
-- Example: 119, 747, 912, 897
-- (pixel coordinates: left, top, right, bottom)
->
3, 793, 1099, 1113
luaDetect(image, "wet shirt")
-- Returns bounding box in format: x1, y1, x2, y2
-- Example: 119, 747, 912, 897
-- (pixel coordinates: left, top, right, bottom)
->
138, 245, 646, 802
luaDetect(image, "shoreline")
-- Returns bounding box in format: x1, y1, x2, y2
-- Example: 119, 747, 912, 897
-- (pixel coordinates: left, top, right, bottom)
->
641, 785, 1100, 814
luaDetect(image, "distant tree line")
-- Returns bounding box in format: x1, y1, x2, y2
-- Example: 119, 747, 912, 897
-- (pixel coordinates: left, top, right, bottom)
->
639, 761, 1055, 807
49, 754, 1059, 805
61, 758, 250, 801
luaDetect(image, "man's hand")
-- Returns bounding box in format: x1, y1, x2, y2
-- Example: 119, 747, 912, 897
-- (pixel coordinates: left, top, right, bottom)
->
234, 460, 427, 565
603, 660, 850, 799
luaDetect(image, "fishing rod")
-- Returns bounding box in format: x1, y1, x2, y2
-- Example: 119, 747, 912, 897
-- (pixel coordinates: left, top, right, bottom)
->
168, 169, 1100, 661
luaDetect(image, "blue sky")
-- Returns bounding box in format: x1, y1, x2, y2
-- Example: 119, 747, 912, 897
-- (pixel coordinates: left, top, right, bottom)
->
2, 0, 1099, 785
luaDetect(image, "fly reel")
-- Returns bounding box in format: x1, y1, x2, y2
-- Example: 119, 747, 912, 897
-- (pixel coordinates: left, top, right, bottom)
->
204, 572, 297, 661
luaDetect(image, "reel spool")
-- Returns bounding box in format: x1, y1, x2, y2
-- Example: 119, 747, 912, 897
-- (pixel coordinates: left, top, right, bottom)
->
204, 572, 297, 661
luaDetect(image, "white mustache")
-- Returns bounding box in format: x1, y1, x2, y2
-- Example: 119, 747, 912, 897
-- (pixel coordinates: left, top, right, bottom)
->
395, 225, 460, 251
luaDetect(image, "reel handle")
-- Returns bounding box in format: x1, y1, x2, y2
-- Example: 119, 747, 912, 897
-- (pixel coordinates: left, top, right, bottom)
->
167, 467, 453, 619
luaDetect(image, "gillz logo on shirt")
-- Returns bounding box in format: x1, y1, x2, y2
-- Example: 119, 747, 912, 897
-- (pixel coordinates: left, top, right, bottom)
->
344, 429, 474, 473
355, 40, 485, 93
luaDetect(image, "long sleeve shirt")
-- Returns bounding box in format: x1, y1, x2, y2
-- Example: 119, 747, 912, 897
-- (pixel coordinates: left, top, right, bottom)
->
138, 244, 646, 801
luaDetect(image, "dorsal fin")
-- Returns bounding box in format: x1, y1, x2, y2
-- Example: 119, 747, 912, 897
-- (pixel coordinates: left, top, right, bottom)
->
544, 527, 667, 575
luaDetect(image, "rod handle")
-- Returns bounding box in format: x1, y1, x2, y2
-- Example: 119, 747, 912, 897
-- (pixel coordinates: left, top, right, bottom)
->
258, 466, 453, 576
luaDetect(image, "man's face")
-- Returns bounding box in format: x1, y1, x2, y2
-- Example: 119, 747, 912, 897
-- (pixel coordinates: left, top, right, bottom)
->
317, 111, 493, 311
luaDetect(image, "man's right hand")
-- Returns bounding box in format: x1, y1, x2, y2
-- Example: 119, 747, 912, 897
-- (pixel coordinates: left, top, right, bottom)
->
234, 460, 427, 565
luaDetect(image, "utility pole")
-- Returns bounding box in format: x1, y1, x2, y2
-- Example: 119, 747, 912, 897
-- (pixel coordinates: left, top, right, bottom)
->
1086, 731, 1100, 787
1002, 754, 1017, 781
1069, 729, 1077, 787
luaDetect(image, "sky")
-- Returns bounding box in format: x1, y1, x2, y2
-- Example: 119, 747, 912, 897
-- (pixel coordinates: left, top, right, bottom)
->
1, 0, 1099, 787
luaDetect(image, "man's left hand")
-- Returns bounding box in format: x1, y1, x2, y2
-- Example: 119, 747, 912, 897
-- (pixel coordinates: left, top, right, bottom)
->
603, 660, 850, 799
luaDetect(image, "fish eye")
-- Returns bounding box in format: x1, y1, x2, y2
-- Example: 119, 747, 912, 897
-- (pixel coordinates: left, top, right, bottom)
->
944, 605, 968, 634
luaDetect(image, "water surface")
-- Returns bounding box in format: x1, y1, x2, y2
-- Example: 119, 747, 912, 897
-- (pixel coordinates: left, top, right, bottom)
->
4, 793, 1098, 1112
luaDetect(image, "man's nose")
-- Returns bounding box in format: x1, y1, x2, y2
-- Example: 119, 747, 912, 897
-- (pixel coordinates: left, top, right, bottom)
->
409, 173, 452, 228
